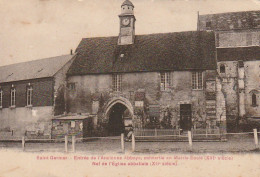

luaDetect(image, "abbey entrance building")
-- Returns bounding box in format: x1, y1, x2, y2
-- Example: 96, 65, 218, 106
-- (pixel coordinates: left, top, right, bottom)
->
0, 0, 259, 139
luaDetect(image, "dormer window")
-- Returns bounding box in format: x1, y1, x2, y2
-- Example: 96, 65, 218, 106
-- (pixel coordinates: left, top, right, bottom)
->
220, 64, 226, 73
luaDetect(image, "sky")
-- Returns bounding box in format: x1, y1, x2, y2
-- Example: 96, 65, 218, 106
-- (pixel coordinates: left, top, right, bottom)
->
0, 0, 259, 66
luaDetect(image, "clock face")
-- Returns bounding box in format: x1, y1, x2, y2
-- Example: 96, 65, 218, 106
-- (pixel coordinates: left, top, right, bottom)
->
122, 18, 130, 26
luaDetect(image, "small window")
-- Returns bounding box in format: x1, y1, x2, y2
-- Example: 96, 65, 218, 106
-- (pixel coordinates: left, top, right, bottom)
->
192, 71, 203, 90
160, 72, 171, 91
68, 83, 76, 91
112, 74, 122, 92
206, 21, 212, 28
0, 89, 3, 108
252, 93, 257, 106
10, 86, 16, 107
71, 121, 75, 128
26, 85, 33, 106
220, 64, 225, 73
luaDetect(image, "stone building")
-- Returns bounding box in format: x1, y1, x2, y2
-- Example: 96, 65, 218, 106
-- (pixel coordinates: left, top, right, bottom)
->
0, 55, 75, 139
198, 10, 260, 132
65, 0, 222, 136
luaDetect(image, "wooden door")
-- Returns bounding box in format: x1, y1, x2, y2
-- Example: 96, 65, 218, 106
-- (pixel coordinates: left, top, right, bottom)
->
180, 104, 192, 131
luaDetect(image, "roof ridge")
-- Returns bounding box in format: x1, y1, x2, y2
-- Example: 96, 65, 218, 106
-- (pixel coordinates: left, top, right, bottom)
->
81, 30, 210, 40
0, 54, 74, 68
199, 10, 260, 16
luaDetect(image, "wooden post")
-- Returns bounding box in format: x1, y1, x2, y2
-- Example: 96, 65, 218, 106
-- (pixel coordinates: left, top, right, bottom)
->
188, 131, 192, 149
22, 136, 25, 151
121, 133, 125, 153
253, 129, 258, 147
132, 133, 135, 152
218, 127, 221, 139
72, 136, 76, 153
65, 135, 68, 153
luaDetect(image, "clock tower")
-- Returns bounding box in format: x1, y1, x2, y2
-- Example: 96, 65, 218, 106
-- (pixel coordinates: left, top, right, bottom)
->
118, 0, 136, 45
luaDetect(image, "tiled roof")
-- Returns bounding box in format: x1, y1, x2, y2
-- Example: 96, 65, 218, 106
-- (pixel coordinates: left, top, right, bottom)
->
217, 46, 260, 61
199, 10, 260, 31
67, 31, 216, 75
0, 54, 75, 83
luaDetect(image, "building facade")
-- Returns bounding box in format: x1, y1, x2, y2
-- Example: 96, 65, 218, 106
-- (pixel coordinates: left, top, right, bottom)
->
65, 0, 224, 136
0, 55, 75, 139
3, 1, 259, 139
199, 10, 260, 132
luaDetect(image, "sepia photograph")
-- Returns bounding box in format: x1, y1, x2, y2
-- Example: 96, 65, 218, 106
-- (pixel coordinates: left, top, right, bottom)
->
0, 0, 259, 176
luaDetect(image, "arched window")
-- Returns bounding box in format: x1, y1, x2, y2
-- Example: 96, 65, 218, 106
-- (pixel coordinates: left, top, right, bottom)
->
220, 64, 225, 73
252, 93, 257, 106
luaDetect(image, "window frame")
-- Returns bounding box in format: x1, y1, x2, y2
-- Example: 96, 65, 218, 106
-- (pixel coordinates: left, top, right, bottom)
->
206, 21, 212, 28
10, 86, 16, 107
67, 82, 76, 91
26, 85, 33, 106
220, 64, 226, 73
160, 72, 171, 91
252, 93, 257, 107
0, 89, 3, 108
112, 74, 122, 92
192, 71, 203, 90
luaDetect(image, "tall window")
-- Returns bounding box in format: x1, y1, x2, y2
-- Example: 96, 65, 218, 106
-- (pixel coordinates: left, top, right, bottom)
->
26, 85, 33, 106
10, 87, 16, 107
0, 89, 3, 108
160, 72, 171, 91
220, 64, 225, 73
192, 71, 203, 90
112, 74, 122, 91
252, 93, 257, 106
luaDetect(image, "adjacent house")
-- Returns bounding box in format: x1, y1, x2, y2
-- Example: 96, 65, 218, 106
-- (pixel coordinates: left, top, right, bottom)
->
198, 10, 260, 132
0, 55, 75, 139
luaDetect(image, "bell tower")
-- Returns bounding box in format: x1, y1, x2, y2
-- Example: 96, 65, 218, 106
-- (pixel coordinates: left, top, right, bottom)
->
118, 0, 136, 45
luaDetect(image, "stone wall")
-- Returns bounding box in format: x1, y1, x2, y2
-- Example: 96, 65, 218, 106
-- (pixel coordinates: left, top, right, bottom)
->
0, 106, 53, 138
216, 30, 260, 47
244, 61, 260, 117
66, 70, 220, 134
217, 60, 260, 131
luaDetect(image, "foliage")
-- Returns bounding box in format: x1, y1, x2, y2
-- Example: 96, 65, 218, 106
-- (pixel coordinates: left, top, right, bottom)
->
161, 107, 173, 128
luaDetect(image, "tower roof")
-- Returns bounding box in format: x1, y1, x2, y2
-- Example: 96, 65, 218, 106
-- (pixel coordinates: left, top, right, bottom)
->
121, 0, 134, 8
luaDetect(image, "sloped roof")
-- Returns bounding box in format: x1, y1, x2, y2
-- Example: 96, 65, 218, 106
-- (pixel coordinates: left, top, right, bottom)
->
199, 10, 260, 31
67, 31, 216, 75
122, 0, 134, 7
0, 54, 75, 83
217, 46, 260, 61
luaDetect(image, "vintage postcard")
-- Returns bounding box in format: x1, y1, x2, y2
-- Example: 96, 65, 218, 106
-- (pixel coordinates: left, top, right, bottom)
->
0, 0, 259, 176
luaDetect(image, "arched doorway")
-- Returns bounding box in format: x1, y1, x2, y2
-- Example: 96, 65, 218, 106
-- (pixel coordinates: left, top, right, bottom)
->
107, 103, 132, 136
